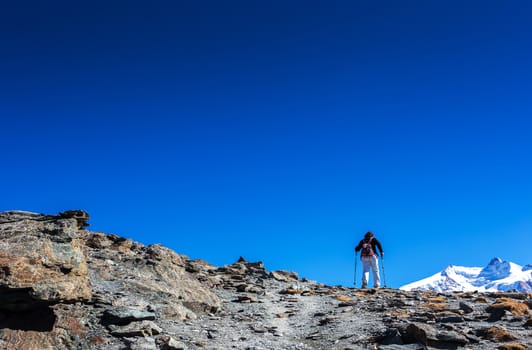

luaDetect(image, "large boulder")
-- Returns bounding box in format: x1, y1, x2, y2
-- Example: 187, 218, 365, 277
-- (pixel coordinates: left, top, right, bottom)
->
0, 210, 91, 306
0, 211, 92, 350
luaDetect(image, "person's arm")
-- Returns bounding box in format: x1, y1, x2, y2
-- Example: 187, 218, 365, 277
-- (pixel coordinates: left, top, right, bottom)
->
374, 239, 384, 256
354, 240, 363, 252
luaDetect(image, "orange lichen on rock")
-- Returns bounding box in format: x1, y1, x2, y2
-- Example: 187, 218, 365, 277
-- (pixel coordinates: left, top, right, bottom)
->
474, 296, 489, 303
420, 295, 449, 310
497, 344, 527, 350
422, 302, 449, 311
488, 297, 530, 316
390, 310, 410, 318
484, 326, 518, 342
424, 296, 446, 303
335, 295, 353, 302
282, 288, 302, 295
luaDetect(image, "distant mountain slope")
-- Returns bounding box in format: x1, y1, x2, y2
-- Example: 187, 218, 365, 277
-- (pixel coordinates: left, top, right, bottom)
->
401, 257, 532, 293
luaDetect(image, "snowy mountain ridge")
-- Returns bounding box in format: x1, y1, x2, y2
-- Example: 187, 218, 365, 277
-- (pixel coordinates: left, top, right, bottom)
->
401, 257, 532, 293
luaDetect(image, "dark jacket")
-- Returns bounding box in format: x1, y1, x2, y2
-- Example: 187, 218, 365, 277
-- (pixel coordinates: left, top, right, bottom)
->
355, 237, 384, 257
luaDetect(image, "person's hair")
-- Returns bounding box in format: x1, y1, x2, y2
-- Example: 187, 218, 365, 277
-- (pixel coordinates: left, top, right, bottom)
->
364, 231, 374, 238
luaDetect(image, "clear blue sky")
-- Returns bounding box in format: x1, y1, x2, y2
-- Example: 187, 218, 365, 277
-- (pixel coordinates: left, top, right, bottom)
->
1, 1, 531, 288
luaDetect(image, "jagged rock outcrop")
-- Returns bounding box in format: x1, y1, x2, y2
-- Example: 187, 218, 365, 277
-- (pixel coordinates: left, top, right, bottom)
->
0, 210, 91, 303
0, 210, 531, 350
0, 210, 220, 350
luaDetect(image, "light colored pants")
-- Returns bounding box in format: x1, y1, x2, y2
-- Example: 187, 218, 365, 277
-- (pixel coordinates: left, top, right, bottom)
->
361, 255, 380, 288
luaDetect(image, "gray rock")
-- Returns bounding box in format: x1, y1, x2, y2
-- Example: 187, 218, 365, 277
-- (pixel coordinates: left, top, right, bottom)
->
59, 210, 90, 228
124, 337, 157, 350
436, 330, 468, 345
235, 294, 258, 303
404, 322, 437, 344
378, 344, 425, 350
108, 320, 162, 337
102, 307, 156, 326
459, 301, 474, 313
271, 270, 299, 282
236, 283, 264, 294
405, 322, 468, 348
157, 336, 188, 350
464, 333, 481, 343
379, 328, 403, 345
487, 307, 510, 322
437, 316, 464, 323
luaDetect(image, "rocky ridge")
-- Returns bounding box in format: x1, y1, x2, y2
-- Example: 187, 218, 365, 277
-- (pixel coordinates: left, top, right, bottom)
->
0, 210, 530, 350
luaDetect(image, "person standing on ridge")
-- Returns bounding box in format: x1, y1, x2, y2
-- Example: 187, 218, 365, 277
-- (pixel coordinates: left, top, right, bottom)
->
355, 231, 384, 288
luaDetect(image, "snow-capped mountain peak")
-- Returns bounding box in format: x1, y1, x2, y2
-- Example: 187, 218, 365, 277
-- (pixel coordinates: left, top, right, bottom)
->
401, 258, 532, 293
478, 257, 512, 279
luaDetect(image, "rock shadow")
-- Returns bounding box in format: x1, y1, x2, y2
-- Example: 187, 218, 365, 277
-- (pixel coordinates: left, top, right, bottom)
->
0, 305, 56, 331
0, 287, 56, 332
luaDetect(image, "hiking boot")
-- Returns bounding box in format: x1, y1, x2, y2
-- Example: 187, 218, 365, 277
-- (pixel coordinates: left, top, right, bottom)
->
361, 283, 367, 289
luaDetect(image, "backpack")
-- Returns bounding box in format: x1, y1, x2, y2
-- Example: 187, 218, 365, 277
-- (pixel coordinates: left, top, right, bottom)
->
361, 238, 375, 257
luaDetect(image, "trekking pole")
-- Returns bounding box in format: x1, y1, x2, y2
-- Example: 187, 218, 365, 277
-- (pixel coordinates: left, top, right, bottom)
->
381, 255, 387, 288
354, 251, 358, 288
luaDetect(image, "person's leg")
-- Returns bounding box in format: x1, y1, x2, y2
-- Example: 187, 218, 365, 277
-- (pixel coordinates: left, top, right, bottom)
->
370, 256, 381, 288
361, 257, 371, 288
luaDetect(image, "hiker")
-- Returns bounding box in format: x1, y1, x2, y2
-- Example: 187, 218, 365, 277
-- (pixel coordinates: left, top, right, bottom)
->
355, 231, 384, 288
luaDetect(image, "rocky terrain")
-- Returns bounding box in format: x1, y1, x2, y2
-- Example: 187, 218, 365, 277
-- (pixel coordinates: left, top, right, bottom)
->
0, 210, 530, 350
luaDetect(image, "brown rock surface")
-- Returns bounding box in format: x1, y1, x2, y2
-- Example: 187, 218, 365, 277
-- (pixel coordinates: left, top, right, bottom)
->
0, 210, 91, 304
488, 297, 530, 316
497, 344, 527, 350
484, 326, 518, 342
